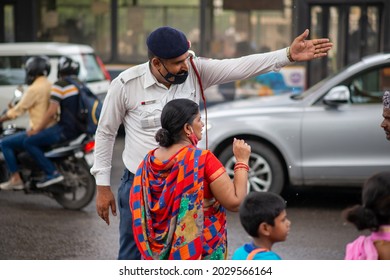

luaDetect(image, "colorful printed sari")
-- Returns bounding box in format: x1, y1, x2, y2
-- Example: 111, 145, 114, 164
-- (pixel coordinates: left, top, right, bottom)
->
130, 146, 227, 260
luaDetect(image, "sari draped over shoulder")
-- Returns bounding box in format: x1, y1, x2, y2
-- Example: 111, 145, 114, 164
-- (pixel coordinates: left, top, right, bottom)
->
130, 146, 227, 260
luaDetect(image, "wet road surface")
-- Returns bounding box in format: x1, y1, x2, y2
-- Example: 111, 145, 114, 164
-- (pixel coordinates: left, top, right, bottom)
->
0, 137, 364, 260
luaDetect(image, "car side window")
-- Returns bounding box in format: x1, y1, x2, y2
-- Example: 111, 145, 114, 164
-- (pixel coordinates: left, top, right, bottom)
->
348, 65, 390, 104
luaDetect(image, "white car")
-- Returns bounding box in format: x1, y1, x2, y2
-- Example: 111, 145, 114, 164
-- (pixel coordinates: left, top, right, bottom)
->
199, 53, 390, 194
0, 42, 110, 129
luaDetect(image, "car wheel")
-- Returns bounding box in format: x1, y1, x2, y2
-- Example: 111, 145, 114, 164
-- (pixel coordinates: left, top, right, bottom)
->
218, 140, 285, 194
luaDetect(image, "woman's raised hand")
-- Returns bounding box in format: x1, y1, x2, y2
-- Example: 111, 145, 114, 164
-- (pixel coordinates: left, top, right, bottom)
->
232, 138, 251, 164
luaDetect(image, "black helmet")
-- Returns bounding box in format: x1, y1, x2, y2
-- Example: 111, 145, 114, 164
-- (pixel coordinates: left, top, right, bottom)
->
57, 56, 80, 78
25, 56, 51, 85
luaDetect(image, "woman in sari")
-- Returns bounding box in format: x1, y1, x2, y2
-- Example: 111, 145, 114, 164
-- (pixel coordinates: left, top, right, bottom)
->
130, 98, 251, 260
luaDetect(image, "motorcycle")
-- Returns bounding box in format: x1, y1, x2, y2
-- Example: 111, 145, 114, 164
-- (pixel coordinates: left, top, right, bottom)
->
0, 88, 96, 210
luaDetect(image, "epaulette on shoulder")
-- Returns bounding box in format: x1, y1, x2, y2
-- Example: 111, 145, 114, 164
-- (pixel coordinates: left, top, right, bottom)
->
118, 64, 147, 85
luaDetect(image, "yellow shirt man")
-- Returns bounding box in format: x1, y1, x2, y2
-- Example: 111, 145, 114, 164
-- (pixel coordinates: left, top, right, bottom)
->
5, 76, 57, 129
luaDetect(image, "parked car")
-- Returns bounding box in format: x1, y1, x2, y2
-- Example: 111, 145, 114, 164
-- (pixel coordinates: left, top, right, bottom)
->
199, 53, 390, 194
0, 42, 111, 129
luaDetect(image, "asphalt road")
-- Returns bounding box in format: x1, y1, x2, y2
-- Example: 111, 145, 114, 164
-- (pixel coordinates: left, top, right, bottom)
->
0, 136, 364, 260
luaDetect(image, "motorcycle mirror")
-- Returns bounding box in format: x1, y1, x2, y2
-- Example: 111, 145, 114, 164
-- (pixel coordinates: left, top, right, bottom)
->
14, 85, 24, 100
9, 85, 24, 109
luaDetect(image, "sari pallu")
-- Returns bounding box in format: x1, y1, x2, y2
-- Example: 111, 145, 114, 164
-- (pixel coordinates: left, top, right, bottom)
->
130, 146, 227, 260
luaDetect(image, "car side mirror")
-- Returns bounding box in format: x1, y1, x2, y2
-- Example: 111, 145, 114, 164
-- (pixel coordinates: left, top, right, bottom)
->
323, 85, 350, 106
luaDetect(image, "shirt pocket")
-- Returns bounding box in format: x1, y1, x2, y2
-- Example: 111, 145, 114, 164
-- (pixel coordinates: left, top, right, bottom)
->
137, 99, 162, 129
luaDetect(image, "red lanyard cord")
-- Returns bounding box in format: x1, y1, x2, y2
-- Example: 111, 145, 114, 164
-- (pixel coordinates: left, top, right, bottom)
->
189, 56, 208, 149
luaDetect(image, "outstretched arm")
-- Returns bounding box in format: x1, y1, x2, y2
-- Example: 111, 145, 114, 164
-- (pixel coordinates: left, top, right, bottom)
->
289, 29, 333, 62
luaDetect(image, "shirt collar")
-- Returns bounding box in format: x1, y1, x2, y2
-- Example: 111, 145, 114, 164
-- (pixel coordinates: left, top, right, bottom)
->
144, 62, 162, 89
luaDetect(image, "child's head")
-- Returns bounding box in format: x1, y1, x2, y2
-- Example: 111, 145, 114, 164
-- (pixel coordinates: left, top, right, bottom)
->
343, 171, 390, 231
239, 192, 290, 241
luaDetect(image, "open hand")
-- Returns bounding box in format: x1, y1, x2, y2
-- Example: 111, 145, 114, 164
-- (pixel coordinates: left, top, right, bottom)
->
290, 29, 333, 62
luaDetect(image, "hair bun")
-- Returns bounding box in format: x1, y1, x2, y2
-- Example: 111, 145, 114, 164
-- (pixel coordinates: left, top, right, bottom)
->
155, 128, 173, 147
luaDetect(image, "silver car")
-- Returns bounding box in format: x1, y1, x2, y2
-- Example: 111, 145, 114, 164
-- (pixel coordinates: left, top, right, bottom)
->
199, 53, 390, 194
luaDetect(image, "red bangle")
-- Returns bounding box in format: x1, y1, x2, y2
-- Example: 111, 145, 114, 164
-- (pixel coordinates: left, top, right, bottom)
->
234, 162, 249, 172
234, 168, 249, 172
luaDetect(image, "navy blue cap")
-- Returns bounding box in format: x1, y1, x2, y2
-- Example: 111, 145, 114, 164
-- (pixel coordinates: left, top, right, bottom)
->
147, 26, 189, 59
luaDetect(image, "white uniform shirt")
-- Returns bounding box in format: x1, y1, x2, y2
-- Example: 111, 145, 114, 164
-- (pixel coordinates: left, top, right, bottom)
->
91, 49, 290, 186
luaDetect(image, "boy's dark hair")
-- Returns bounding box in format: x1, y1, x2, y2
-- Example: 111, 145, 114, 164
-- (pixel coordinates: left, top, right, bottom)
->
239, 192, 286, 238
343, 171, 390, 231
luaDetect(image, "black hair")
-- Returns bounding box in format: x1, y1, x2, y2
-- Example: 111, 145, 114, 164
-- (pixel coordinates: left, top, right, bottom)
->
155, 99, 199, 147
239, 192, 286, 238
343, 171, 390, 231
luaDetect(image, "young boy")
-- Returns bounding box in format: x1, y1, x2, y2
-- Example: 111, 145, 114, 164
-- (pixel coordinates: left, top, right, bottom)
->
232, 192, 291, 260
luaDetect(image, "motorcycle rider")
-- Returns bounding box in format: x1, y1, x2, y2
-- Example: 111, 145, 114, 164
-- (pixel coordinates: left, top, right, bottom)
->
0, 56, 56, 190
25, 56, 84, 188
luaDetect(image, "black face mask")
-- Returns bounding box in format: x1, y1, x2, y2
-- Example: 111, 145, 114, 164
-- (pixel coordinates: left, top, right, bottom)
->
158, 60, 188, 85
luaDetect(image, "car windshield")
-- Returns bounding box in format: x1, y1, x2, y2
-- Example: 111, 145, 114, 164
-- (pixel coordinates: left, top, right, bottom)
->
290, 64, 352, 100
0, 54, 106, 85
70, 53, 106, 83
